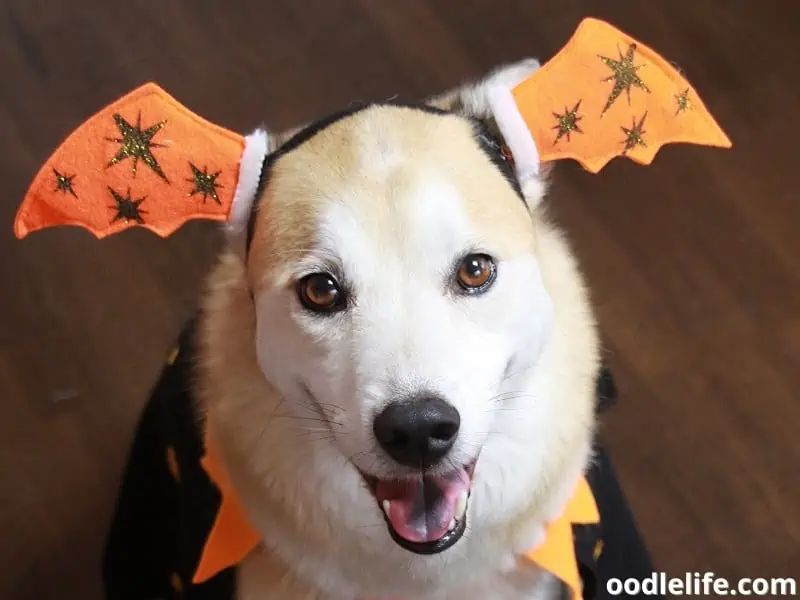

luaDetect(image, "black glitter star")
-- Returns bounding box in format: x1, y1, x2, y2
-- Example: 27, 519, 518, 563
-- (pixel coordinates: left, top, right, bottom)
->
621, 111, 648, 154
53, 168, 77, 198
108, 186, 148, 224
675, 88, 692, 116
598, 43, 651, 116
186, 163, 222, 204
106, 112, 169, 182
552, 100, 584, 143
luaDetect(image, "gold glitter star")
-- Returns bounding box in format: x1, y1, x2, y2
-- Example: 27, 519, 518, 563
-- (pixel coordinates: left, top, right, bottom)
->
598, 43, 651, 116
186, 163, 222, 204
170, 572, 183, 593
53, 168, 77, 198
166, 446, 181, 482
552, 100, 584, 143
593, 539, 605, 561
106, 112, 169, 182
108, 186, 148, 224
621, 111, 648, 154
166, 346, 179, 365
675, 88, 692, 115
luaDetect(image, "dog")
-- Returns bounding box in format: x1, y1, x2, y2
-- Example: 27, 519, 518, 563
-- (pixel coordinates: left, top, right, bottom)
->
100, 59, 659, 600
203, 57, 593, 599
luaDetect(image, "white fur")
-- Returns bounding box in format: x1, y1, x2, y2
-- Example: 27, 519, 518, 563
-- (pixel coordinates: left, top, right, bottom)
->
432, 57, 547, 210
455, 58, 541, 121
200, 59, 600, 600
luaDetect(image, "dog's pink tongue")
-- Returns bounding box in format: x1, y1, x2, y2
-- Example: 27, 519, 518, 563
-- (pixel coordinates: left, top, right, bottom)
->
375, 469, 469, 543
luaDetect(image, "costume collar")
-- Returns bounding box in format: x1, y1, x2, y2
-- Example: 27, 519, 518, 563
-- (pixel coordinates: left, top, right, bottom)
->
193, 435, 599, 600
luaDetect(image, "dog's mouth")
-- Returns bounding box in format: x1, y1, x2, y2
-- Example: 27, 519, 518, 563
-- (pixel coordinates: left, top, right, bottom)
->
360, 462, 476, 555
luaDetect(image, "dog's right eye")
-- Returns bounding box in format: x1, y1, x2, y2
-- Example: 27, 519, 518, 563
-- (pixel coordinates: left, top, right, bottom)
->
455, 253, 496, 294
296, 273, 347, 313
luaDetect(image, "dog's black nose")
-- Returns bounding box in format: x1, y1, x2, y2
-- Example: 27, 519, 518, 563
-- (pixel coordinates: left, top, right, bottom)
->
373, 396, 460, 468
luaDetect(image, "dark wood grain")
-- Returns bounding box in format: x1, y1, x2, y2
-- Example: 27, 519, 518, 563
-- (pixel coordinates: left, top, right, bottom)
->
1, 1, 798, 598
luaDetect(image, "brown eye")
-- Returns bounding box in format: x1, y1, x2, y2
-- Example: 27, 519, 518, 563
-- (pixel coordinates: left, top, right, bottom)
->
456, 254, 496, 293
297, 273, 346, 313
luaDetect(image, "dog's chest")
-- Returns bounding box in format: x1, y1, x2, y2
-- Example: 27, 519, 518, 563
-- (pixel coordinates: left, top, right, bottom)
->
373, 568, 563, 600
236, 547, 563, 600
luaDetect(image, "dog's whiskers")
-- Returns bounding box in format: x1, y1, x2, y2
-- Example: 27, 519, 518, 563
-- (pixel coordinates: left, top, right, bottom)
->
484, 406, 527, 413
498, 363, 534, 384
272, 414, 344, 426
290, 425, 336, 434
487, 391, 536, 404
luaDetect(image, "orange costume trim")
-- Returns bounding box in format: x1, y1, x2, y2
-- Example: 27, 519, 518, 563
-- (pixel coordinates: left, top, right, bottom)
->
14, 18, 730, 241
195, 435, 600, 600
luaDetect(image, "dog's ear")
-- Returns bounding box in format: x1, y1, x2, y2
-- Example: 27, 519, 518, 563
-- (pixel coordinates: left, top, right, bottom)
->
429, 59, 552, 210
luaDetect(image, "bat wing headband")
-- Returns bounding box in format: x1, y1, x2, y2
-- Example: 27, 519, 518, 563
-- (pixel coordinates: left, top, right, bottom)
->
14, 18, 731, 242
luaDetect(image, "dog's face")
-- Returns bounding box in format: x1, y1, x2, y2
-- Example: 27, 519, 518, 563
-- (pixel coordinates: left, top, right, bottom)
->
203, 62, 598, 593
246, 102, 559, 556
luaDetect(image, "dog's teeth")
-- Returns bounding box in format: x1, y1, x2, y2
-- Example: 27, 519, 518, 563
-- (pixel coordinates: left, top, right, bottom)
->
448, 519, 457, 531
455, 490, 468, 520
382, 500, 391, 515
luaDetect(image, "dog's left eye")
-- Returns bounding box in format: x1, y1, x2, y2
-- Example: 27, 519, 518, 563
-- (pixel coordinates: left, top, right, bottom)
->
296, 273, 347, 313
455, 254, 496, 294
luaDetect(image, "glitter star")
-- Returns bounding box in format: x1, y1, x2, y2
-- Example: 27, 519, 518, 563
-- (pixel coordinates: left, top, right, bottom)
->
552, 100, 584, 143
621, 112, 648, 154
675, 88, 692, 115
106, 112, 169, 182
53, 168, 77, 198
186, 163, 222, 204
598, 43, 651, 116
108, 186, 148, 224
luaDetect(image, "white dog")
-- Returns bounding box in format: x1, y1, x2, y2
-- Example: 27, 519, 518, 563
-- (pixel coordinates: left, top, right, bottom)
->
195, 59, 600, 599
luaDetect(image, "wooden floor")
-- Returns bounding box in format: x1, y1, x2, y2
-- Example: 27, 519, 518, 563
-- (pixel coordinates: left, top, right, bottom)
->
1, 1, 798, 598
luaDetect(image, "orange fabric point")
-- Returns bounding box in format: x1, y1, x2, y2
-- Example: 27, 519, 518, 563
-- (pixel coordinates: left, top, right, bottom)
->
195, 434, 600, 600
194, 436, 262, 584
14, 83, 245, 240
513, 18, 732, 173
523, 477, 600, 600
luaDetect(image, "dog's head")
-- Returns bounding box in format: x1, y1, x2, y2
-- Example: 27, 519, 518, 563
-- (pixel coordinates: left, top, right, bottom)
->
203, 59, 599, 590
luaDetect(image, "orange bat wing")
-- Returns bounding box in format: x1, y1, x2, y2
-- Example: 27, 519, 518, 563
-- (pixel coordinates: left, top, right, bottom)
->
513, 18, 732, 173
14, 83, 245, 239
